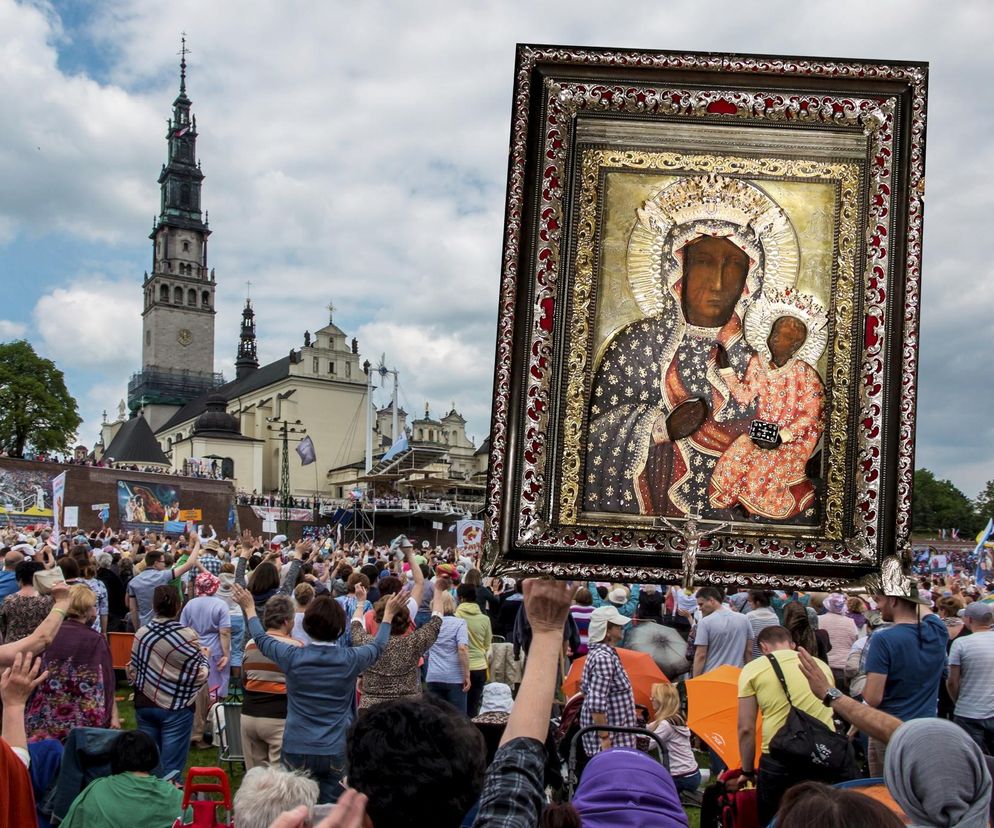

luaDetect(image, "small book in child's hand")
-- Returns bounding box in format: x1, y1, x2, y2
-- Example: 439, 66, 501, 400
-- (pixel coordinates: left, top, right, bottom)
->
749, 420, 780, 447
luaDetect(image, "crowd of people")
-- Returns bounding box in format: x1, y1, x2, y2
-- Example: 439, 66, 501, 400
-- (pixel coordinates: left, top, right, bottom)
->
1, 519, 993, 827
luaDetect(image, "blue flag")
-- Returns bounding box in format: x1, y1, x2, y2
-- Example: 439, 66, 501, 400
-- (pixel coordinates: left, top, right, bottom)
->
381, 434, 408, 463
974, 518, 994, 584
227, 502, 237, 531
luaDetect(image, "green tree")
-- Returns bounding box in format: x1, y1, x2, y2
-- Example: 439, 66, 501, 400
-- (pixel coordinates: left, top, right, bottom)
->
0, 340, 81, 458
977, 479, 994, 524
912, 468, 983, 536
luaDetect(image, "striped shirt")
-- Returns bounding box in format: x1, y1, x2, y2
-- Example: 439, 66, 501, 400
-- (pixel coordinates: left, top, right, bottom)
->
570, 605, 595, 656
130, 618, 208, 711
242, 631, 301, 718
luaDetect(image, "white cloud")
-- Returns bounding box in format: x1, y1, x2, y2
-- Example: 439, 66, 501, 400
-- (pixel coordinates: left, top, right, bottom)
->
0, 320, 27, 339
0, 0, 992, 495
33, 277, 141, 374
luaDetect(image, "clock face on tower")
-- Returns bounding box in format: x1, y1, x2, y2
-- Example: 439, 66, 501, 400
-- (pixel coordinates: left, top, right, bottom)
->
177, 329, 193, 347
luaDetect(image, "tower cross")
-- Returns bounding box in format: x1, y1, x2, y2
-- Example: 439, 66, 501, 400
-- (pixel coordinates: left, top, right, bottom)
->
246, 280, 253, 299
327, 301, 336, 323
178, 34, 190, 92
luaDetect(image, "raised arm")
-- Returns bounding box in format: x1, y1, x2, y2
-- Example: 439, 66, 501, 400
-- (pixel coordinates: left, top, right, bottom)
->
277, 542, 308, 596
1, 653, 49, 754
474, 580, 574, 828
235, 529, 255, 587
0, 583, 70, 667
172, 535, 201, 580
407, 549, 425, 609
798, 646, 900, 743
233, 584, 297, 669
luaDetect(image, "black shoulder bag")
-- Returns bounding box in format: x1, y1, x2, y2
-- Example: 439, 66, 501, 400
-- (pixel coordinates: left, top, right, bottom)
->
765, 654, 854, 775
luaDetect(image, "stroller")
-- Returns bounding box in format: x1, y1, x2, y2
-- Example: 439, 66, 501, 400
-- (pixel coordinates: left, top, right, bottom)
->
172, 767, 234, 828
564, 723, 671, 797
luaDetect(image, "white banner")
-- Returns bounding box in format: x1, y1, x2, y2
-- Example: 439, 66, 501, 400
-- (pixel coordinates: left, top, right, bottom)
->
51, 472, 66, 538
63, 506, 79, 528
455, 519, 484, 551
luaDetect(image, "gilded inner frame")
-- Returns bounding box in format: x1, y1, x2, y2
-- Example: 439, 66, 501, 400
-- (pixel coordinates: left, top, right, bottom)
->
558, 149, 861, 542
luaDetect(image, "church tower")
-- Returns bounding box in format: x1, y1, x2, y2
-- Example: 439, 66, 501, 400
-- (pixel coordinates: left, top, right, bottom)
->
235, 298, 259, 379
128, 38, 221, 431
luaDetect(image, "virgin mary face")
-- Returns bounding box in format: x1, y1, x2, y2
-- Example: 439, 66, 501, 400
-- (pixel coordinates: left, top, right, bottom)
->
681, 236, 750, 327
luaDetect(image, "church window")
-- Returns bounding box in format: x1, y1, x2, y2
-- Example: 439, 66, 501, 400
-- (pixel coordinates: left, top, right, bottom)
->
312, 357, 319, 373
201, 291, 210, 307
180, 183, 191, 208
160, 284, 169, 302
182, 241, 190, 253
174, 286, 183, 303
329, 361, 336, 375
345, 362, 352, 378
429, 429, 434, 441
187, 289, 196, 306
418, 430, 424, 440
146, 330, 151, 346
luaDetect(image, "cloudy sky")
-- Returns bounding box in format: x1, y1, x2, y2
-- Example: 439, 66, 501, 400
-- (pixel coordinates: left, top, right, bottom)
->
1, 0, 992, 499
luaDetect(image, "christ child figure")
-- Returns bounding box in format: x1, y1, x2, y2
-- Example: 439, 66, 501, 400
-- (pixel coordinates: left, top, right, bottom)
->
708, 297, 826, 521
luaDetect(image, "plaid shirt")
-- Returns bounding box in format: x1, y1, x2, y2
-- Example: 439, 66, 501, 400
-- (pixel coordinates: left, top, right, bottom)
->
472, 737, 545, 828
199, 553, 222, 576
579, 643, 637, 756
131, 618, 209, 710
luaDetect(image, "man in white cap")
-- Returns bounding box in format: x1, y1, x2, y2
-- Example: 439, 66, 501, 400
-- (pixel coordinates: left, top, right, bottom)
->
948, 601, 994, 755
577, 604, 637, 777
863, 571, 947, 775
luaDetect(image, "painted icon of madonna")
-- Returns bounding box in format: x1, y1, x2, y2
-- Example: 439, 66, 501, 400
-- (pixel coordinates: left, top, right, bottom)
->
582, 174, 830, 527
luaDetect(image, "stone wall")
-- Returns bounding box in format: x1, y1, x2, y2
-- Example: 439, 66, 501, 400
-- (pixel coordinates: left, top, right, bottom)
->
0, 458, 235, 532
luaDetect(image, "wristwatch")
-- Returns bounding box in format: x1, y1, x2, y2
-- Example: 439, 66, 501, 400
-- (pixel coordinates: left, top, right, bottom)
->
822, 687, 844, 707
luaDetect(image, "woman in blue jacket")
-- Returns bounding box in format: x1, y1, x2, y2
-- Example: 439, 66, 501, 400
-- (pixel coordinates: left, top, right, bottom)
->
233, 583, 405, 803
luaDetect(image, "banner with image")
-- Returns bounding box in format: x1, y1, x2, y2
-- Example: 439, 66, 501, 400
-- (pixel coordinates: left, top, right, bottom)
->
117, 479, 181, 531
51, 472, 66, 538
455, 519, 484, 551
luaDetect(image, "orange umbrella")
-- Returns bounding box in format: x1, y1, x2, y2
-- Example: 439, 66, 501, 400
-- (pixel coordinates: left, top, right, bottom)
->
562, 647, 668, 711
685, 664, 761, 770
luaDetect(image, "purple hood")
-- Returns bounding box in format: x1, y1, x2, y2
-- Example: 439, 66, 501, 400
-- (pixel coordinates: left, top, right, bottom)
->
572, 747, 688, 828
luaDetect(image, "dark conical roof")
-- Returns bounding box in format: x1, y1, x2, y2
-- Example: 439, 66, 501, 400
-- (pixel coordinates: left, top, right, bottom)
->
194, 394, 241, 435
104, 414, 169, 466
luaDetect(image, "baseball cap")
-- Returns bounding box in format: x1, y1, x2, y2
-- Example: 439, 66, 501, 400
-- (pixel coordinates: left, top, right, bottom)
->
958, 602, 994, 622
587, 605, 630, 644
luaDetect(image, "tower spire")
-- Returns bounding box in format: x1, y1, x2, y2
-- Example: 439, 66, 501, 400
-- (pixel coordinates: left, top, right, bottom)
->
236, 298, 259, 380
178, 33, 189, 96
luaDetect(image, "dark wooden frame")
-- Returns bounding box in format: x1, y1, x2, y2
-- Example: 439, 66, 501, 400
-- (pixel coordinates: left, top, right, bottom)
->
483, 45, 928, 588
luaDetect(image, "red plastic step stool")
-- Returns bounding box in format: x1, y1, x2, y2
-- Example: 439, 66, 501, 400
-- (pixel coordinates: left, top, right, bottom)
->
173, 767, 234, 828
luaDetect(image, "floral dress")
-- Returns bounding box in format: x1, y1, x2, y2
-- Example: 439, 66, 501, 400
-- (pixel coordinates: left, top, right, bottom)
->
25, 619, 115, 742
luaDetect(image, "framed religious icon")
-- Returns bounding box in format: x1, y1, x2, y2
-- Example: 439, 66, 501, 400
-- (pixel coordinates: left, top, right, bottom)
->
483, 45, 928, 589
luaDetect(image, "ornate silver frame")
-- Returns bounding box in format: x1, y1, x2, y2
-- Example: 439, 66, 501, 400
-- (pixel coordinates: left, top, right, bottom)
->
485, 45, 928, 588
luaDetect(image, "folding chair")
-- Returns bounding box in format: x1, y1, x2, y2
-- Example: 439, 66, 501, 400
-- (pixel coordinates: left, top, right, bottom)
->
211, 703, 245, 775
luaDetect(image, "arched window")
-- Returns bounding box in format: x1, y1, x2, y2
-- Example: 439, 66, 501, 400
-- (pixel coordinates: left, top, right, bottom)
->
159, 284, 169, 302
187, 289, 196, 306
174, 286, 183, 303
180, 183, 191, 208
182, 240, 190, 253
201, 291, 210, 307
